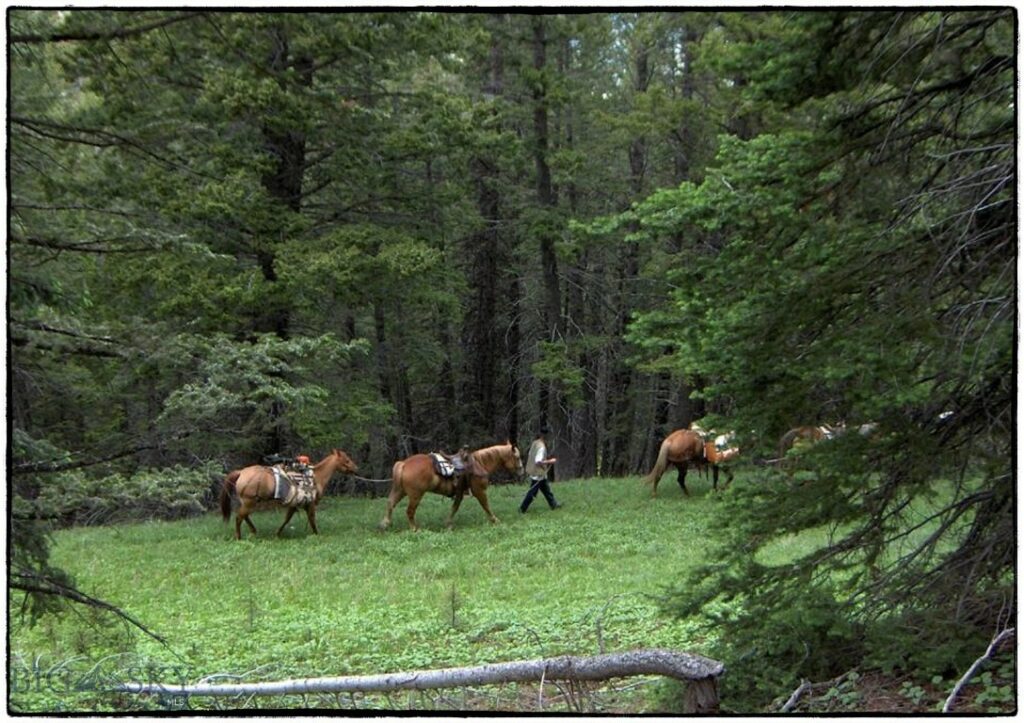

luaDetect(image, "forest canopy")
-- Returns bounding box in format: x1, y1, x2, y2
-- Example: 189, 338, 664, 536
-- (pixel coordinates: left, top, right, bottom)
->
8, 8, 1015, 710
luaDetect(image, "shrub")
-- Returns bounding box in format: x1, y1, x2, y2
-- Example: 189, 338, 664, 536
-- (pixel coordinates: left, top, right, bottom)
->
33, 464, 218, 527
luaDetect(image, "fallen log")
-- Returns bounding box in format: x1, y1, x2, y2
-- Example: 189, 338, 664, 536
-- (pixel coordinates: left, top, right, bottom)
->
115, 648, 725, 713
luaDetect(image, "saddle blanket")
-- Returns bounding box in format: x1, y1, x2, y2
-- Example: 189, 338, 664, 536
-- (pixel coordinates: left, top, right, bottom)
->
430, 453, 460, 478
271, 466, 316, 507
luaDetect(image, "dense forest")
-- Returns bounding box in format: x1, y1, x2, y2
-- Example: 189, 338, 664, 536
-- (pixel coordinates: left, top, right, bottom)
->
9, 8, 1015, 711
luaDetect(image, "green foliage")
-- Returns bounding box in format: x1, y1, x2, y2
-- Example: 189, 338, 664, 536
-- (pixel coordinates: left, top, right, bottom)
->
819, 671, 862, 711
622, 15, 1013, 708
33, 464, 220, 527
971, 665, 1016, 712
8, 11, 1015, 713
150, 332, 370, 455
530, 342, 585, 407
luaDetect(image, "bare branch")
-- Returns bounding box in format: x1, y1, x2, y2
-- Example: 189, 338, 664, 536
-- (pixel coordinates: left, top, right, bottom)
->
943, 628, 1014, 712
10, 568, 171, 649
779, 679, 812, 713
13, 442, 161, 475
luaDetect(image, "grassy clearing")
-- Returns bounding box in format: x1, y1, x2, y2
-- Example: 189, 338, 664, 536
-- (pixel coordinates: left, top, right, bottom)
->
10, 475, 730, 713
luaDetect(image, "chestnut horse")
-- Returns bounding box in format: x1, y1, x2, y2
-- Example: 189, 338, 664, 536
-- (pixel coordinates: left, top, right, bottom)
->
643, 428, 736, 497
378, 442, 523, 532
220, 449, 358, 540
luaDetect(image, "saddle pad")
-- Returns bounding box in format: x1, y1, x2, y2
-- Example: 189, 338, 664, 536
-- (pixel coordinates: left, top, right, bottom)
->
271, 467, 293, 502
430, 453, 456, 478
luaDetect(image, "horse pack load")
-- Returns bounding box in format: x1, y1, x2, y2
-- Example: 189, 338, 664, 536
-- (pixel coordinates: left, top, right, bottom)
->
270, 465, 316, 507
644, 427, 739, 496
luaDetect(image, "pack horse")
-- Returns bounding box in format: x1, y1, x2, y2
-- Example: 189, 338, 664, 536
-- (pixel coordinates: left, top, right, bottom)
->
220, 449, 358, 540
643, 428, 739, 497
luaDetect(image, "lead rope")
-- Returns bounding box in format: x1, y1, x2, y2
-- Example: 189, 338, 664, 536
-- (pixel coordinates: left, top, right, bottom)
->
349, 473, 393, 484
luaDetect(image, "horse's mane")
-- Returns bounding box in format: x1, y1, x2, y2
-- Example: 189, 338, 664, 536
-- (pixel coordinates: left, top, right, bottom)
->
312, 453, 331, 470
472, 443, 512, 466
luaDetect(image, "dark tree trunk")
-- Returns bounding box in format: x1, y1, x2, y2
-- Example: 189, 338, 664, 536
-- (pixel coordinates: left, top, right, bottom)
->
253, 25, 313, 456
507, 276, 521, 445
463, 14, 512, 442
531, 15, 574, 477
373, 302, 400, 459
604, 36, 653, 475
256, 25, 313, 341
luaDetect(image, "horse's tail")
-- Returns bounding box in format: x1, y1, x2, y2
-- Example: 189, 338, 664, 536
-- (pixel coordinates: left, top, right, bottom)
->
642, 438, 671, 486
391, 461, 405, 491
220, 470, 240, 521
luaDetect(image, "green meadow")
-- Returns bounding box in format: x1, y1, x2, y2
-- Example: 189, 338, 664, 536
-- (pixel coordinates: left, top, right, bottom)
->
10, 472, 988, 713
10, 475, 737, 713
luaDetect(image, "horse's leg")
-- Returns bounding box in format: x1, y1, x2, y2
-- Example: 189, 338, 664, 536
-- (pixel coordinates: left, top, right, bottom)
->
676, 463, 689, 496
446, 488, 465, 528
235, 500, 256, 539
378, 486, 406, 531
306, 504, 319, 535
276, 506, 297, 537
712, 465, 719, 492
470, 479, 499, 525
405, 491, 423, 532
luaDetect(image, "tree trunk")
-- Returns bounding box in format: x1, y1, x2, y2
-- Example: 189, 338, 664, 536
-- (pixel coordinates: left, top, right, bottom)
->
604, 36, 653, 476
530, 15, 574, 476
116, 648, 724, 713
253, 24, 313, 455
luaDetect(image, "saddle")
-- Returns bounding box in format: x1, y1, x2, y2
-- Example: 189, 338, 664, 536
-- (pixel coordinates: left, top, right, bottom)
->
430, 452, 465, 479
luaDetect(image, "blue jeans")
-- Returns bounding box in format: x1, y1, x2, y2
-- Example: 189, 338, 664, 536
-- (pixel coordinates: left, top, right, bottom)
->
520, 476, 559, 511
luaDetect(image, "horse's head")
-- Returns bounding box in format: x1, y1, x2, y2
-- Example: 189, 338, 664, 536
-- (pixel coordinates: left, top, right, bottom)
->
331, 448, 358, 474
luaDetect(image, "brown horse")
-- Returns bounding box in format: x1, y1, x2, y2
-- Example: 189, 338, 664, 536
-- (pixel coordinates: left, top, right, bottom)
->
220, 449, 358, 540
777, 425, 839, 460
378, 442, 523, 532
643, 429, 711, 497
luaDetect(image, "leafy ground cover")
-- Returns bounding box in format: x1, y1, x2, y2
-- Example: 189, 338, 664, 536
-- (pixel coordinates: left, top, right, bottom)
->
9, 475, 725, 713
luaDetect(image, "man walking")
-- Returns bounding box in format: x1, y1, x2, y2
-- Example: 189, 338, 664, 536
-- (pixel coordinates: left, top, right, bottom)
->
519, 426, 561, 513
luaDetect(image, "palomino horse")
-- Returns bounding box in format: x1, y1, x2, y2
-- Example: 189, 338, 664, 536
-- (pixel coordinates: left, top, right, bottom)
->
378, 442, 523, 532
220, 449, 358, 540
643, 429, 713, 497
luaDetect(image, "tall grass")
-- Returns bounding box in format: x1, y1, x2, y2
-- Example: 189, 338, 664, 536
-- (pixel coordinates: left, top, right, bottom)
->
9, 475, 727, 712
10, 470, 976, 712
